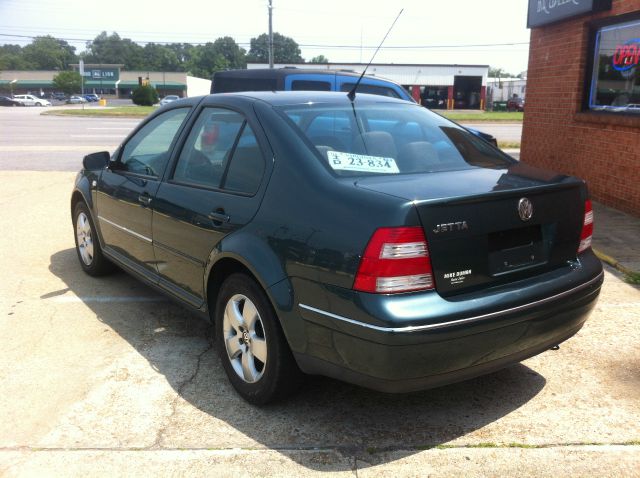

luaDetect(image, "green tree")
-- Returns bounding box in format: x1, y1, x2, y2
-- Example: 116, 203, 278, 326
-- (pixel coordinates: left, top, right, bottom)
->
247, 33, 303, 63
489, 67, 516, 78
22, 36, 77, 70
186, 43, 229, 79
166, 43, 196, 70
142, 43, 180, 71
52, 70, 82, 95
83, 32, 145, 70
132, 84, 158, 106
0, 44, 30, 69
211, 36, 246, 69
309, 55, 329, 64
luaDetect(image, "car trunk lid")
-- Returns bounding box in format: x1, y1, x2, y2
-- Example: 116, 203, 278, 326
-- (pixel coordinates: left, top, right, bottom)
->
355, 163, 586, 296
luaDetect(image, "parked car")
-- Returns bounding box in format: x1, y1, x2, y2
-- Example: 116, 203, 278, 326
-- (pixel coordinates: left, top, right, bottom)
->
213, 68, 499, 148
12, 94, 51, 106
159, 95, 180, 106
0, 96, 22, 107
72, 91, 603, 404
84, 94, 100, 102
507, 96, 525, 112
67, 95, 88, 104
50, 92, 68, 101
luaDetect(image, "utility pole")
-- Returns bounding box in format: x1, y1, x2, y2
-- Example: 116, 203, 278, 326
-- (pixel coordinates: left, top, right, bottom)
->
268, 0, 274, 69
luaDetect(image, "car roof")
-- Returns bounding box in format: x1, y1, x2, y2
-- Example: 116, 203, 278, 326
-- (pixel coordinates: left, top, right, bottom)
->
207, 90, 412, 107
214, 67, 365, 80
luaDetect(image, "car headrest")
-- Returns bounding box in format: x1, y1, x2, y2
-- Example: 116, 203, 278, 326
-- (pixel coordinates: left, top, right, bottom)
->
353, 131, 397, 159
397, 141, 440, 172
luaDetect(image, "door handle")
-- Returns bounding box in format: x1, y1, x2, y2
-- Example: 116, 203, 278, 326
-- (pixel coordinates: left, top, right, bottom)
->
138, 194, 152, 206
208, 210, 230, 224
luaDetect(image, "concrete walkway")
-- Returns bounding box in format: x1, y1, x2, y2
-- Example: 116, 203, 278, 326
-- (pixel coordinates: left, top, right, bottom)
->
592, 202, 640, 276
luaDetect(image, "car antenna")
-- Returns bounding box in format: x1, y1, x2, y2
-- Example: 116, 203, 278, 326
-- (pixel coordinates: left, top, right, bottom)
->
347, 8, 404, 102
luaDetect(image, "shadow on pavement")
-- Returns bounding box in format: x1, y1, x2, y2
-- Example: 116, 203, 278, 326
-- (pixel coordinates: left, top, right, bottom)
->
48, 247, 546, 470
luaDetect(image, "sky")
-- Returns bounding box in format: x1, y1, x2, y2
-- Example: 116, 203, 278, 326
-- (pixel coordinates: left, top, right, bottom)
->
0, 0, 532, 74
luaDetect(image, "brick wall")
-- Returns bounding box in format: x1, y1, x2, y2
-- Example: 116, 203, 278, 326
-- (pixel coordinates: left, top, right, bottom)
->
521, 0, 640, 216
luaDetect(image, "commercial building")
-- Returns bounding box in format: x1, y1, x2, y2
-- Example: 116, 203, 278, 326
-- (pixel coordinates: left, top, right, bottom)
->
486, 77, 527, 103
248, 62, 490, 109
0, 64, 211, 99
522, 0, 640, 216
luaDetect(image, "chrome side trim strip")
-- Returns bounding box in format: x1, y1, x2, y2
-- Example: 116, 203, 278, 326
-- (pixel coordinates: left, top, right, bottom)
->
98, 215, 152, 244
299, 271, 604, 333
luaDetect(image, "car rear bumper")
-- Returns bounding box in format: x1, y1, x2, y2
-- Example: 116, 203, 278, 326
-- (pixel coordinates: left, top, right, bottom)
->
290, 252, 603, 393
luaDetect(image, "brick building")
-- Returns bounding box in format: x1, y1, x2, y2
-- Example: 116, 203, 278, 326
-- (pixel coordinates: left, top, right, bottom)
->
522, 0, 640, 216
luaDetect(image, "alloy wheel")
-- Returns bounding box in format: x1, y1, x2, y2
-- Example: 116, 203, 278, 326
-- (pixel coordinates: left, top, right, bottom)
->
76, 212, 94, 266
222, 294, 268, 383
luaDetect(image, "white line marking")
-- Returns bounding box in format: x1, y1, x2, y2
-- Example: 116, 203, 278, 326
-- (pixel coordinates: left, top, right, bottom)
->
598, 303, 640, 308
53, 296, 167, 303
70, 134, 126, 138
0, 145, 116, 152
86, 127, 132, 130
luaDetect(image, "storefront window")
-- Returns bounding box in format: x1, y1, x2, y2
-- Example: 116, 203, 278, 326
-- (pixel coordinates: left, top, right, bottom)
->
588, 18, 640, 114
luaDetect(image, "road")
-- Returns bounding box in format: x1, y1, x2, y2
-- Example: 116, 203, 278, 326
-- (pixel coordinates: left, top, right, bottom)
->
0, 107, 637, 476
0, 107, 139, 171
460, 122, 523, 143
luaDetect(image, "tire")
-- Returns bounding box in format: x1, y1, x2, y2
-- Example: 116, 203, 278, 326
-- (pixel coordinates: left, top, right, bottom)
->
35, 102, 42, 107
73, 201, 114, 276
215, 273, 302, 404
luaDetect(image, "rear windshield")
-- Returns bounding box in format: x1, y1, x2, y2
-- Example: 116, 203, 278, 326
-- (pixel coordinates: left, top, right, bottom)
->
276, 102, 514, 177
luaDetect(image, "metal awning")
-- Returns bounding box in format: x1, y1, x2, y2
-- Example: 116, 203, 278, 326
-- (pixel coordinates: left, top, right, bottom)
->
83, 80, 117, 88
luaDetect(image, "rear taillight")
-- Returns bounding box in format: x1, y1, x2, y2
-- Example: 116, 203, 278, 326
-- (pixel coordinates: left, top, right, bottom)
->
353, 227, 434, 294
578, 199, 594, 254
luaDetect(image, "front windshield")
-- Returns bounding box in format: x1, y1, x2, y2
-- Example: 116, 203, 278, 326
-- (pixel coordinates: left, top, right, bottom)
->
276, 102, 514, 176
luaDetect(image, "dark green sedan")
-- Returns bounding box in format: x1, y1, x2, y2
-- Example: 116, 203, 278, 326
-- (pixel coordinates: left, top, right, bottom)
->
71, 91, 603, 404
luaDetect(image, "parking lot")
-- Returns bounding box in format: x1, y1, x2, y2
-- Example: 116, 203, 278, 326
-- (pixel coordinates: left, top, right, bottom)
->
0, 107, 638, 476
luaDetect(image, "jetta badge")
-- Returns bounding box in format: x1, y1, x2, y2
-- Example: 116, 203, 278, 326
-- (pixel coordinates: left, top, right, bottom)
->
518, 197, 533, 221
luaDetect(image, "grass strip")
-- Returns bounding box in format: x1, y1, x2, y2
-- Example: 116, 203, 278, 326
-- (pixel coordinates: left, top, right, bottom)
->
41, 106, 156, 118
440, 111, 523, 122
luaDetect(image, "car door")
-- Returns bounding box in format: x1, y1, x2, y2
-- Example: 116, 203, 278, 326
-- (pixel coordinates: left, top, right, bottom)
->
152, 106, 269, 306
96, 107, 191, 279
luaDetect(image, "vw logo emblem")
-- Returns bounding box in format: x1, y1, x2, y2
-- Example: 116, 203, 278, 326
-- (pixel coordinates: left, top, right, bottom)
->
518, 198, 533, 221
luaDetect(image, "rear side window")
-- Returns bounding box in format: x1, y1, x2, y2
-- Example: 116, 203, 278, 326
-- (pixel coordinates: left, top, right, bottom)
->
173, 107, 264, 194
339, 83, 401, 98
213, 77, 277, 93
223, 127, 265, 194
291, 80, 332, 91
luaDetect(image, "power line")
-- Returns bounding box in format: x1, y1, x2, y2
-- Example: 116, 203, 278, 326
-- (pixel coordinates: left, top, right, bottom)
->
0, 33, 529, 50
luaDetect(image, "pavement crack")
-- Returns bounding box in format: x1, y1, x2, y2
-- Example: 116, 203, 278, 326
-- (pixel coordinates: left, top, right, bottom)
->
148, 339, 213, 450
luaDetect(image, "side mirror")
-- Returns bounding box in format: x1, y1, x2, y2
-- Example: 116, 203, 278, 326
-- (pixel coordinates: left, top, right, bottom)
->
82, 151, 110, 170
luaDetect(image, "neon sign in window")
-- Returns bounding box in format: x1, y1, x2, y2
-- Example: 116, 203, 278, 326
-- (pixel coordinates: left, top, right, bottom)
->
589, 19, 640, 114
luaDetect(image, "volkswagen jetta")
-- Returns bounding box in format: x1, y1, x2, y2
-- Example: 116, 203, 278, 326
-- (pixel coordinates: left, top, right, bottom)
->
71, 91, 603, 404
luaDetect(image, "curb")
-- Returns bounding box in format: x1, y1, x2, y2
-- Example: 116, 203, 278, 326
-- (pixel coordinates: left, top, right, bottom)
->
593, 248, 638, 277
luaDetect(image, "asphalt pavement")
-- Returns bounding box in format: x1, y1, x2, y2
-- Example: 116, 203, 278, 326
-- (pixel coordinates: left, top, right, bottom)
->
460, 122, 523, 143
0, 107, 638, 477
0, 106, 139, 171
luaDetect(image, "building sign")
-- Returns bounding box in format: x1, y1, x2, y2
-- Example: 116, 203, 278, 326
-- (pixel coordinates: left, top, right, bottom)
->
527, 0, 611, 28
588, 19, 640, 114
79, 68, 119, 81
